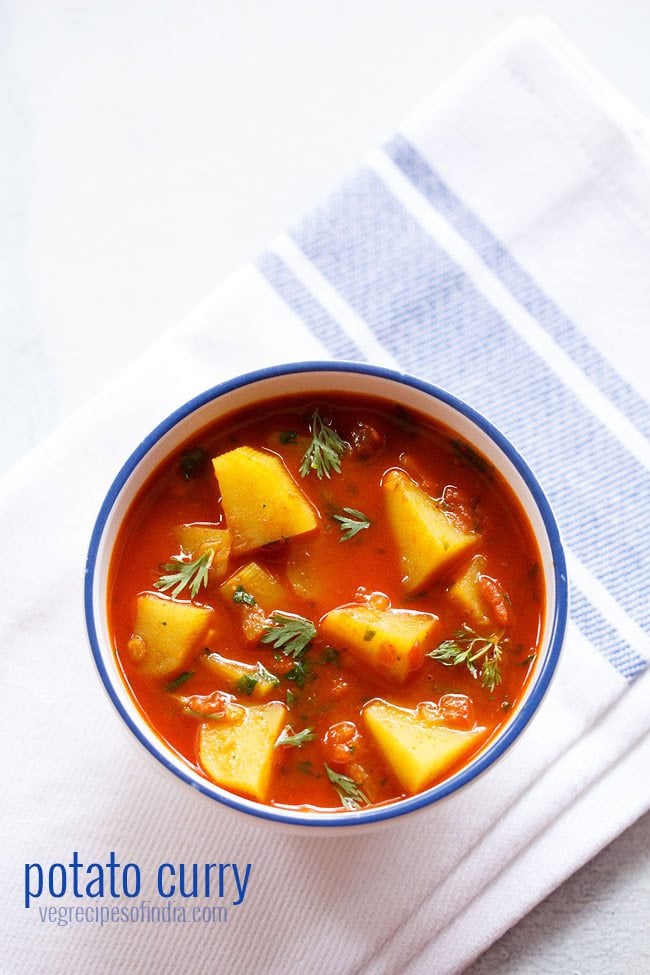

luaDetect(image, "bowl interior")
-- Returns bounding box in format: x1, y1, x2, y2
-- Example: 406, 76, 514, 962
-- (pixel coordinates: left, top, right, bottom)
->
86, 363, 566, 831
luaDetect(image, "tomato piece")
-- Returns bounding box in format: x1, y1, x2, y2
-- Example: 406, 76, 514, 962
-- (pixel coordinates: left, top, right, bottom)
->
323, 721, 361, 765
478, 575, 511, 627
180, 690, 244, 723
438, 694, 474, 730
350, 421, 385, 460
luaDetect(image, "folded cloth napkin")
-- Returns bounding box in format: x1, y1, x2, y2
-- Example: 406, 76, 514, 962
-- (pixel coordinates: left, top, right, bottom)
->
3, 18, 650, 975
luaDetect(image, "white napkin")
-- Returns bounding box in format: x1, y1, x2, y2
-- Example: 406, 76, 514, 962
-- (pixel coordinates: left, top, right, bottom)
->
3, 18, 650, 975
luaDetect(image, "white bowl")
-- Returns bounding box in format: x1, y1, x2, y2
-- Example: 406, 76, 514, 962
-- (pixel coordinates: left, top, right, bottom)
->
85, 362, 568, 833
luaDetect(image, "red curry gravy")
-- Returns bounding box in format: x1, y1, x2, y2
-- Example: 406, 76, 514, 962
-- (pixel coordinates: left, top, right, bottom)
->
109, 393, 543, 811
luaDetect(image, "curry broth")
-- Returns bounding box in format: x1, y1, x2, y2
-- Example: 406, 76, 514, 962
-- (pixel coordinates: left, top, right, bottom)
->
108, 393, 543, 811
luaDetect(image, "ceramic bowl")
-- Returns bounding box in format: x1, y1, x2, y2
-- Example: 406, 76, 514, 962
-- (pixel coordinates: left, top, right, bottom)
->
85, 361, 567, 833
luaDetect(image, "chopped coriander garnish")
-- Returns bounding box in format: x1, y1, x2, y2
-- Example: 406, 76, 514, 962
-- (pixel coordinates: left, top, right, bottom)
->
279, 430, 298, 445
260, 612, 316, 658
180, 447, 206, 479
427, 625, 504, 692
518, 652, 537, 667
284, 660, 312, 688
481, 654, 502, 694
236, 673, 258, 696
321, 646, 340, 665
333, 507, 372, 541
232, 585, 256, 607
300, 409, 346, 479
450, 439, 492, 476
393, 404, 418, 433
154, 549, 214, 599
324, 764, 369, 810
235, 662, 280, 696
275, 726, 315, 749
286, 689, 298, 706
164, 671, 194, 692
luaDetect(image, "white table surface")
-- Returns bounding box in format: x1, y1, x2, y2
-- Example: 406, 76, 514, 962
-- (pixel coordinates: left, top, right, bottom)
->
2, 2, 649, 971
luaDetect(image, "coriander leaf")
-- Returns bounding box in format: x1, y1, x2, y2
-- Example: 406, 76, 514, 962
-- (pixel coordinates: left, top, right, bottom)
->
333, 507, 372, 542
275, 726, 315, 749
481, 654, 503, 693
324, 764, 369, 810
427, 624, 504, 692
450, 439, 492, 476
284, 660, 312, 688
236, 662, 280, 696
518, 652, 537, 667
164, 671, 194, 692
321, 646, 340, 665
279, 430, 298, 445
392, 404, 418, 433
232, 585, 256, 607
299, 409, 346, 479
235, 673, 258, 696
180, 447, 207, 479
154, 549, 214, 599
260, 612, 316, 658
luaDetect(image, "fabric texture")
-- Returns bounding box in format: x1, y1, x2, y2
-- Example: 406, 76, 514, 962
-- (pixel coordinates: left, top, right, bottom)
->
2, 18, 650, 975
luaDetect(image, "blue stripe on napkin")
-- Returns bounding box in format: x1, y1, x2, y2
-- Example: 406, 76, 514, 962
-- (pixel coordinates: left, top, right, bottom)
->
569, 585, 646, 679
291, 169, 650, 613
260, 167, 648, 679
257, 252, 363, 360
385, 134, 650, 440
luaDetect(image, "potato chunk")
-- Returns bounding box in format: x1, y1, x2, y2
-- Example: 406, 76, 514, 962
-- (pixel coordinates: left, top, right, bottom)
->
364, 699, 486, 793
220, 561, 288, 613
320, 600, 438, 683
128, 593, 213, 678
448, 554, 490, 625
221, 562, 290, 641
449, 554, 511, 628
204, 652, 280, 699
198, 701, 287, 801
175, 524, 231, 581
212, 447, 318, 554
285, 545, 324, 602
383, 469, 476, 592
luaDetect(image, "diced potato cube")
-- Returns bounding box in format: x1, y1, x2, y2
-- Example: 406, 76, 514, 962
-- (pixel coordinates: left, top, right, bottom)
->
198, 701, 287, 801
128, 593, 213, 678
364, 699, 486, 793
286, 546, 324, 602
175, 524, 231, 581
448, 554, 490, 625
204, 652, 280, 699
212, 446, 318, 554
383, 469, 477, 592
449, 555, 511, 628
220, 561, 288, 613
320, 601, 438, 683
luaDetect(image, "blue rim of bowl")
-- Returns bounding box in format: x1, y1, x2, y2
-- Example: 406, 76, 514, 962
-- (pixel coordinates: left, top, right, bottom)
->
85, 360, 568, 828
